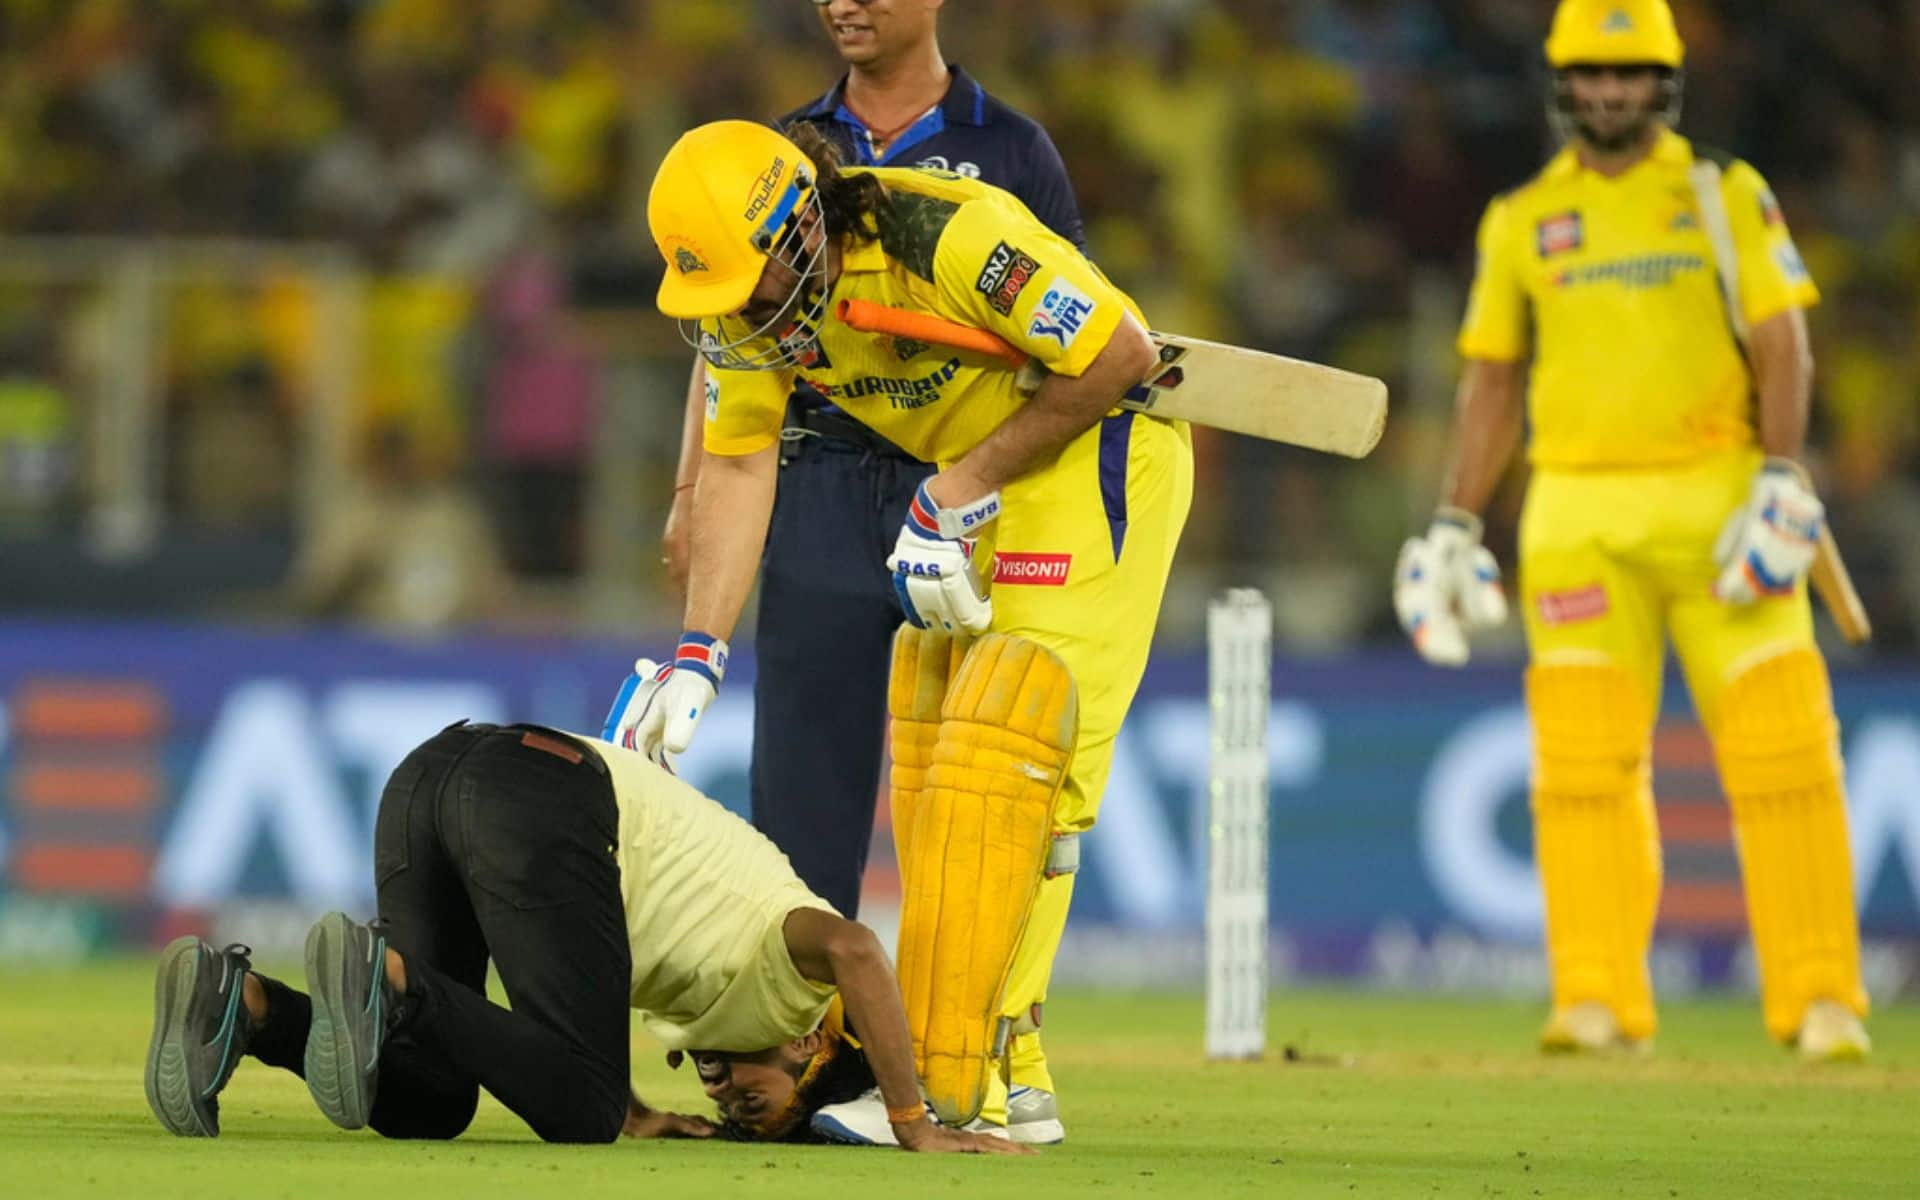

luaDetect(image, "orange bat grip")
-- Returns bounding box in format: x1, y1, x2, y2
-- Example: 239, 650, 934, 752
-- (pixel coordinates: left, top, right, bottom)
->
835, 299, 1028, 369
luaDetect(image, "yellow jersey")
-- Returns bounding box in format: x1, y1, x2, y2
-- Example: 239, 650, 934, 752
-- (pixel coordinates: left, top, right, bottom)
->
704, 167, 1140, 463
1457, 129, 1818, 469
583, 738, 839, 1053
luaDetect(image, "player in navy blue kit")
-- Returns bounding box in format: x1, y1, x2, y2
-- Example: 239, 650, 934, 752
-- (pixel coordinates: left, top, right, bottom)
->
643, 0, 1084, 1145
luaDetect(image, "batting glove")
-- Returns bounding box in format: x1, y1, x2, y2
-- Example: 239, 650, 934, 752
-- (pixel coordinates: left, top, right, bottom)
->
1394, 507, 1507, 667
601, 632, 727, 767
1713, 458, 1823, 605
886, 480, 996, 636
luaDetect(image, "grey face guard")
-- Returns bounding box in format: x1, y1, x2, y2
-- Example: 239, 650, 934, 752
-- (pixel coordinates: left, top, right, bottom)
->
679, 168, 831, 372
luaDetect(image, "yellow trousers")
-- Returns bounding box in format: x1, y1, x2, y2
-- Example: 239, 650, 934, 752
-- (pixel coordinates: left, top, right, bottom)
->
1520, 448, 1865, 1041
971, 411, 1193, 1089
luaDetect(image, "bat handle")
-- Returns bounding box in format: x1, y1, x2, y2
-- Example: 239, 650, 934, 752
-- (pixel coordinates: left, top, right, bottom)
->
1810, 524, 1872, 645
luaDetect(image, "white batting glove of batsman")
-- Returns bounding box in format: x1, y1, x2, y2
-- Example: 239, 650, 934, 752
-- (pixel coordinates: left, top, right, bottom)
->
1394, 507, 1508, 667
1712, 457, 1823, 605
887, 479, 996, 636
600, 633, 727, 767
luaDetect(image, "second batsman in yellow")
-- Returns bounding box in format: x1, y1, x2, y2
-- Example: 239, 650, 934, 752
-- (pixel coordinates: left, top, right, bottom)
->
1396, 0, 1869, 1059
607, 118, 1193, 1136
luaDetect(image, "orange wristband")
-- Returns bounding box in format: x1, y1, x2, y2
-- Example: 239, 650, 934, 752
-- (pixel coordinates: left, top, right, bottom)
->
887, 1101, 928, 1125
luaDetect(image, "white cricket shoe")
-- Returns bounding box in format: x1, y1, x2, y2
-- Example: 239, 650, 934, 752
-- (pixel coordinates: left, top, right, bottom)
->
1796, 1000, 1870, 1062
1007, 1084, 1065, 1145
1539, 1002, 1646, 1055
810, 1088, 1010, 1145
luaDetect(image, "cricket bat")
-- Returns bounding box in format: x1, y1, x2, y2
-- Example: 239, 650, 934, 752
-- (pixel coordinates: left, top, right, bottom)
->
836, 299, 1387, 459
1812, 525, 1872, 644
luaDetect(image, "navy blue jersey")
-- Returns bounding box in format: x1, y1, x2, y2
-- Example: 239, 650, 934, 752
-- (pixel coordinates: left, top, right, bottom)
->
779, 64, 1085, 251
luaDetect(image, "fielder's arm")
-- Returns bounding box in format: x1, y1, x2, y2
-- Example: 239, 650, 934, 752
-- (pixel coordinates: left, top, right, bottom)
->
661, 356, 708, 598
930, 311, 1157, 509
1438, 357, 1527, 515
1747, 307, 1814, 459
681, 443, 778, 642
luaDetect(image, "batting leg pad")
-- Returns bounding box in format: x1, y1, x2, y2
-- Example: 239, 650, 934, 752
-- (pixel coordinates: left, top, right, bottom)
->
1527, 661, 1661, 1041
887, 625, 974, 873
897, 634, 1078, 1126
1714, 647, 1868, 1041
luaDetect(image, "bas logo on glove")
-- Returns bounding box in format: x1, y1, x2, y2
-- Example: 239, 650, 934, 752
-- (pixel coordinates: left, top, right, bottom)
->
889, 480, 997, 636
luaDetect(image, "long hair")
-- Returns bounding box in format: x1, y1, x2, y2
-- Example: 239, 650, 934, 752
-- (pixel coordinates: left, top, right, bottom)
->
789, 121, 888, 245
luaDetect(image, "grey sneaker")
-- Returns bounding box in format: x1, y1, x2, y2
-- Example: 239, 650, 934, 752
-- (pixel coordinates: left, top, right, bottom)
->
1007, 1085, 1064, 1145
144, 937, 255, 1137
303, 912, 404, 1130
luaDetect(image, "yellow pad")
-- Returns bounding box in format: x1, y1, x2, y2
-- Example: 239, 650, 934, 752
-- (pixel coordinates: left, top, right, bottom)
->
887, 625, 974, 874
1713, 647, 1868, 1041
897, 634, 1077, 1126
1527, 660, 1661, 1042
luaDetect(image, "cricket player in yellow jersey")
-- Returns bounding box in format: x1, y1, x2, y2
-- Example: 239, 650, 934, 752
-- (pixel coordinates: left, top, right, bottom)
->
1396, 0, 1869, 1060
610, 118, 1193, 1132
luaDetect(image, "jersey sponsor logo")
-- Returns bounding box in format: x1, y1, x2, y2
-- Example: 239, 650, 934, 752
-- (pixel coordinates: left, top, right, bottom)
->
917, 155, 981, 179
1535, 583, 1610, 626
807, 357, 963, 410
1550, 253, 1706, 290
976, 241, 1043, 316
743, 156, 788, 222
1773, 240, 1810, 282
992, 552, 1071, 586
1028, 279, 1096, 348
1535, 211, 1584, 257
703, 374, 720, 422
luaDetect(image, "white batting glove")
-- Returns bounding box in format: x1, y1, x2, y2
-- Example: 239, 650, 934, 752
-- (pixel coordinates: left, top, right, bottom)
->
886, 480, 996, 636
1394, 508, 1508, 667
600, 633, 727, 767
1713, 458, 1823, 605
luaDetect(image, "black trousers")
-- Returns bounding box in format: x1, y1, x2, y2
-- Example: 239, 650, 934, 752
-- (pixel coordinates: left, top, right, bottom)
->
247, 722, 633, 1142
751, 427, 935, 918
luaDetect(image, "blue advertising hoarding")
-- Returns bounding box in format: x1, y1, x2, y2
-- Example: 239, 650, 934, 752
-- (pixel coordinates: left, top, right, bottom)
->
1, 620, 1915, 995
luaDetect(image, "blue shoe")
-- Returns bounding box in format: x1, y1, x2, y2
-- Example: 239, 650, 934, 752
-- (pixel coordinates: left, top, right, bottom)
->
302, 912, 403, 1130
144, 937, 254, 1137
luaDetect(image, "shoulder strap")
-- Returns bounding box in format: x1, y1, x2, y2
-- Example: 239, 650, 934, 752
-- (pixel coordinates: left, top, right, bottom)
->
1687, 159, 1748, 347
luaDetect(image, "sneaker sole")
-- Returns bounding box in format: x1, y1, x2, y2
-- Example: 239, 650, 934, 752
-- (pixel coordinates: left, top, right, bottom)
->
304, 913, 376, 1130
144, 936, 216, 1137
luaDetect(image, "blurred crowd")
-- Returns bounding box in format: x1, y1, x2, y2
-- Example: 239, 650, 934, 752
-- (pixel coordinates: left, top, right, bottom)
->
0, 0, 1914, 649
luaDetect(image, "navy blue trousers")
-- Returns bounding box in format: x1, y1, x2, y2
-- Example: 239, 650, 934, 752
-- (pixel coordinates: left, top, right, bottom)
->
750, 434, 934, 917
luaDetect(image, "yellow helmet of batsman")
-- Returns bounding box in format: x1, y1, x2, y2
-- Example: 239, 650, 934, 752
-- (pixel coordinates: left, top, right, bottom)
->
1545, 0, 1684, 69
647, 120, 818, 318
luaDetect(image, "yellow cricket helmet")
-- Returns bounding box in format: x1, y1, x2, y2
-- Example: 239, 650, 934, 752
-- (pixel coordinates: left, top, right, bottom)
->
1545, 0, 1684, 69
646, 120, 819, 321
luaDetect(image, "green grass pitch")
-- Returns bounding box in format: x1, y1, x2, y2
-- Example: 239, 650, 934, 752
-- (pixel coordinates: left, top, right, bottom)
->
2, 959, 1916, 1198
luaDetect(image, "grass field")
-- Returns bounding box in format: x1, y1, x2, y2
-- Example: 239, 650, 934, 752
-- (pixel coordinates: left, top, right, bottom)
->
2, 959, 1916, 1198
